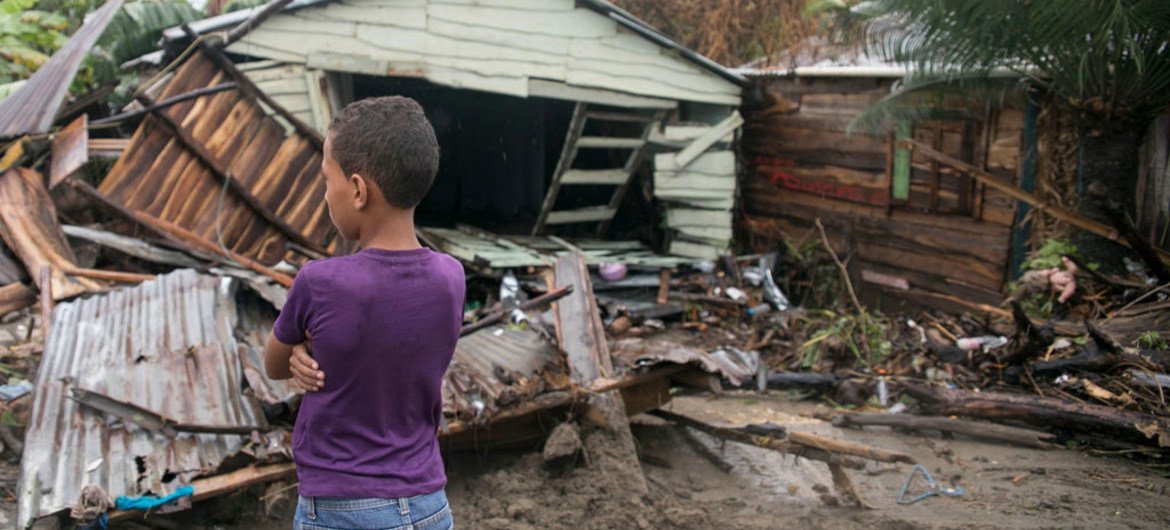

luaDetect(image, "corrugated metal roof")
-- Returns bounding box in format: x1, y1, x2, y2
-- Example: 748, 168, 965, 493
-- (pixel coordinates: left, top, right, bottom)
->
17, 270, 273, 528
444, 324, 567, 423
0, 0, 124, 139
98, 47, 335, 265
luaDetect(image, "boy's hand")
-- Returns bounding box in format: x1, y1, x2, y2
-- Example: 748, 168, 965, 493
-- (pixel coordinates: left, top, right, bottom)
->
290, 344, 325, 391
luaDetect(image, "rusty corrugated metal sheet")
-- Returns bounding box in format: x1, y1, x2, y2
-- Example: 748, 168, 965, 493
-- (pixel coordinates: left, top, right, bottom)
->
0, 0, 124, 139
443, 325, 567, 422
17, 270, 273, 528
98, 47, 334, 265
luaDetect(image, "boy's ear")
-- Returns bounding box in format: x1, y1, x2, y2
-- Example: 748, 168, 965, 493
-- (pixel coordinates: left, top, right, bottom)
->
349, 173, 368, 210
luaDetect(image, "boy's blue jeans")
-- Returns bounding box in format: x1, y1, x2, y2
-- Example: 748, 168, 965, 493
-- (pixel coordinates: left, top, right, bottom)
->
294, 489, 453, 529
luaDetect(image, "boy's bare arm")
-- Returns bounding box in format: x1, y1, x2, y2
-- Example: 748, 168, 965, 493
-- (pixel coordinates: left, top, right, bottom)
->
264, 333, 326, 391
264, 333, 295, 380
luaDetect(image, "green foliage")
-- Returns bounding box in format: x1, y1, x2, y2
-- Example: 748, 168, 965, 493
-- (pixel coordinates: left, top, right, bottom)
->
800, 310, 891, 369
221, 0, 265, 14
99, 0, 200, 67
0, 0, 70, 83
1022, 239, 1079, 271
811, 0, 1170, 134
0, 0, 201, 107
1136, 331, 1166, 350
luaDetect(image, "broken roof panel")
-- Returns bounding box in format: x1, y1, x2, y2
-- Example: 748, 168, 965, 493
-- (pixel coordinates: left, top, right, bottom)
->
0, 0, 124, 139
420, 226, 693, 270
163, 0, 743, 105
98, 46, 336, 265
18, 270, 271, 528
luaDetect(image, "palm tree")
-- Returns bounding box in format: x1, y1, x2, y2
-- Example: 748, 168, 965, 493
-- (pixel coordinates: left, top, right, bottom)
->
812, 0, 1170, 263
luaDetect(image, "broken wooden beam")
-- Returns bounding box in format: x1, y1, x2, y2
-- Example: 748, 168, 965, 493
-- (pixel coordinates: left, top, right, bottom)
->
1103, 203, 1170, 284
0, 168, 104, 299
64, 267, 155, 284
460, 285, 573, 337
553, 252, 647, 493
787, 430, 916, 464
90, 82, 238, 127
832, 412, 1057, 449
108, 463, 296, 523
905, 383, 1170, 447
134, 212, 294, 288
648, 409, 865, 469
906, 140, 1170, 262
0, 282, 36, 317
766, 372, 842, 390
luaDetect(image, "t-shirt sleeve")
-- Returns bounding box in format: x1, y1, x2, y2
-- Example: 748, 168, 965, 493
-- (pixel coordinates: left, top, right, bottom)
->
272, 264, 315, 345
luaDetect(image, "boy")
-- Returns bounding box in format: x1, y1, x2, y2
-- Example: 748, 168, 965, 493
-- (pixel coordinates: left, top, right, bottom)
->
264, 96, 463, 530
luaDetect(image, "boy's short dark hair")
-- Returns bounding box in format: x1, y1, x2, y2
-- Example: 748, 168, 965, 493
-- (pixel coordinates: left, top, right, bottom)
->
328, 96, 440, 209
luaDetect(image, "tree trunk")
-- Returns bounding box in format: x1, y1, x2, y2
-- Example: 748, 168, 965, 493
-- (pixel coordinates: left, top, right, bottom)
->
1075, 127, 1145, 272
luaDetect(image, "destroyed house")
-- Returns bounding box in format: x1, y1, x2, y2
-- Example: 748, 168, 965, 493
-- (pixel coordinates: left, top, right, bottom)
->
736, 45, 1032, 313
161, 0, 748, 261
11, 3, 761, 527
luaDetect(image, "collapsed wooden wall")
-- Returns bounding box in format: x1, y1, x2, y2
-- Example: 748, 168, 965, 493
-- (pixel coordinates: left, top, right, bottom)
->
740, 76, 1024, 310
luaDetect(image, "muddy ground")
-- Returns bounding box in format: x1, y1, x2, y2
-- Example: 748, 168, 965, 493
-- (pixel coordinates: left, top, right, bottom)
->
4, 391, 1169, 529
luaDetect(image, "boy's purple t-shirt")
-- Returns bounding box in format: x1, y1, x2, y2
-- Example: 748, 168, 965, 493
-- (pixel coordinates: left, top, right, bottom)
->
272, 247, 465, 499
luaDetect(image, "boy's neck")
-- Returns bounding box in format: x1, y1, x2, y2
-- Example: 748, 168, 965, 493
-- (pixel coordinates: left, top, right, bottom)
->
358, 209, 422, 252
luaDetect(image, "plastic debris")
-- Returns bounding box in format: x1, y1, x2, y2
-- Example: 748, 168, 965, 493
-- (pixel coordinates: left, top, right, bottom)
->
0, 379, 32, 401
955, 336, 1008, 352
897, 464, 964, 505
760, 258, 790, 311
747, 303, 771, 316
741, 267, 764, 286
499, 270, 528, 325
598, 262, 628, 281
115, 485, 194, 511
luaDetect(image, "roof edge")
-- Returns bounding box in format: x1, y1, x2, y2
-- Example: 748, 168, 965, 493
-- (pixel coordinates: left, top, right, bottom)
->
164, 0, 749, 90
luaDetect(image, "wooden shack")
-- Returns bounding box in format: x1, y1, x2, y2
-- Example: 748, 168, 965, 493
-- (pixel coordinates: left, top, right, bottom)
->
737, 51, 1030, 312
164, 0, 746, 260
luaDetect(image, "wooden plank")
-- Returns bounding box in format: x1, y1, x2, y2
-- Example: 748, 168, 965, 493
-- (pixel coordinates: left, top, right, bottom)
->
669, 239, 723, 260
906, 140, 1168, 261
673, 111, 743, 168
665, 208, 733, 228
654, 150, 735, 173
674, 225, 732, 241
561, 169, 629, 185
552, 252, 647, 492
654, 172, 736, 191
599, 108, 664, 236
663, 196, 735, 210
0, 168, 104, 300
656, 188, 731, 200
545, 206, 617, 224
576, 136, 645, 149
49, 115, 88, 189
0, 282, 35, 316
427, 2, 616, 38
110, 464, 296, 523
585, 111, 654, 123
664, 124, 733, 143
534, 101, 586, 234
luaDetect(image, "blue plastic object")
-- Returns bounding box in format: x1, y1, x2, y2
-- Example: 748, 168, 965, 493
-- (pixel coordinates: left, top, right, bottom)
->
115, 485, 195, 511
897, 464, 965, 505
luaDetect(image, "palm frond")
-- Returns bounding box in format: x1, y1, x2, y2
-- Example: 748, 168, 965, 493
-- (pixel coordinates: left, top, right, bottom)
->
847, 74, 1029, 135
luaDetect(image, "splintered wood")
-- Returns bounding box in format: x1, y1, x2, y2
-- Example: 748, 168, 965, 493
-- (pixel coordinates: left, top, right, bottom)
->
553, 252, 648, 493
649, 408, 922, 509
0, 168, 103, 300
